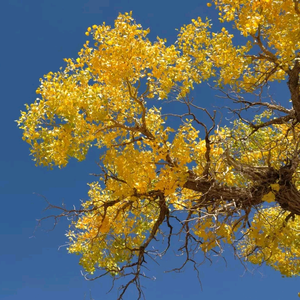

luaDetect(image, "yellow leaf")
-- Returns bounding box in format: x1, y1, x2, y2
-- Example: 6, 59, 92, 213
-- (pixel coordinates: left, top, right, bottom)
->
270, 183, 280, 192
99, 217, 110, 234
262, 191, 276, 203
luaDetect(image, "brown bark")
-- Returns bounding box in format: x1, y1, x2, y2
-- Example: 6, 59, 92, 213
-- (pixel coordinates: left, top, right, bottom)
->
183, 162, 300, 216
288, 55, 300, 122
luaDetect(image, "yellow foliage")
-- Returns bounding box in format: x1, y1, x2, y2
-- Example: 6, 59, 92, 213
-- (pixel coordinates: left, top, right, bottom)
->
17, 2, 300, 289
270, 183, 280, 192
239, 206, 300, 277
262, 192, 276, 203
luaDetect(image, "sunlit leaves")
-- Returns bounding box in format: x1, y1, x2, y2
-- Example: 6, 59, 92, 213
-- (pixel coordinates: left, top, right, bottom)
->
213, 0, 300, 69
18, 1, 300, 291
239, 206, 300, 277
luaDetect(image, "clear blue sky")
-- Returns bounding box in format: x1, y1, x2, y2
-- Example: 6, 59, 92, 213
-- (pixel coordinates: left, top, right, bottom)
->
1, 0, 299, 299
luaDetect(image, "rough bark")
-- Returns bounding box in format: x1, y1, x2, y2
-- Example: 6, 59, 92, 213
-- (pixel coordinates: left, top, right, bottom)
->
288, 54, 300, 122
184, 161, 300, 216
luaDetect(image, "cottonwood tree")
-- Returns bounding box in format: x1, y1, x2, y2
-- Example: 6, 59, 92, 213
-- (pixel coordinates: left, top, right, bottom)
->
18, 1, 300, 298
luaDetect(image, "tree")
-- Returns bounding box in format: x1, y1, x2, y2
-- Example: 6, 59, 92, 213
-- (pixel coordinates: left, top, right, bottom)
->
18, 1, 300, 298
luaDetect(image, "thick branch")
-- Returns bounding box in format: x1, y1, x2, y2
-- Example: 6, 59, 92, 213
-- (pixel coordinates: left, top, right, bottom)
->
184, 158, 300, 216
287, 55, 300, 122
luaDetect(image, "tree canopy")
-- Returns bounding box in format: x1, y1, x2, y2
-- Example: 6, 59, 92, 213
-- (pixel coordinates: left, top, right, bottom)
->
18, 1, 300, 298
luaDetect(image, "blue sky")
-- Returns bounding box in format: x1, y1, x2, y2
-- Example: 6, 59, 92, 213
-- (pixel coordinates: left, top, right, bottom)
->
1, 0, 299, 299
